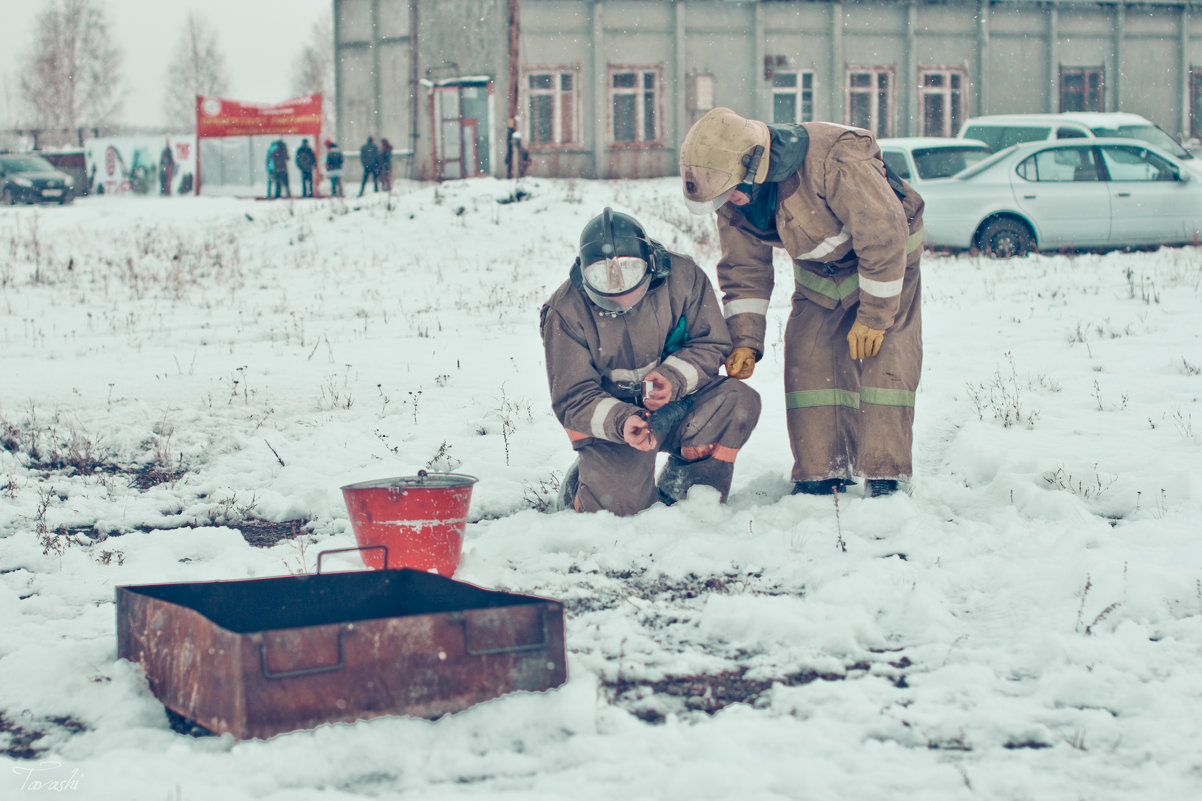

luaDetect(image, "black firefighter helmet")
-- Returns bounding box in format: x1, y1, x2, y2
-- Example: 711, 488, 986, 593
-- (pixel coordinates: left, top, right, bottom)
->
571, 207, 670, 313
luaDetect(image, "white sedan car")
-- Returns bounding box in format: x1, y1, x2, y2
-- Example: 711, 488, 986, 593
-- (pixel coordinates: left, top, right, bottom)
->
918, 138, 1202, 257
878, 137, 992, 188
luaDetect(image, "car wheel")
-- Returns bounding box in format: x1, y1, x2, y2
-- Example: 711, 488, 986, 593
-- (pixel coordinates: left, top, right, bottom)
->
2, 188, 12, 206
977, 217, 1035, 258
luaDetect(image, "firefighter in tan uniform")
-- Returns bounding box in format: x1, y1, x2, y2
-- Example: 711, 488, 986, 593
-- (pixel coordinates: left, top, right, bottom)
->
541, 208, 761, 516
679, 107, 924, 497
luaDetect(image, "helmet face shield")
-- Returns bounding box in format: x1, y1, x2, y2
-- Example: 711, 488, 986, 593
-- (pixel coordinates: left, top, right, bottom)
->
575, 208, 660, 313
581, 256, 649, 295
683, 185, 736, 215
580, 256, 652, 312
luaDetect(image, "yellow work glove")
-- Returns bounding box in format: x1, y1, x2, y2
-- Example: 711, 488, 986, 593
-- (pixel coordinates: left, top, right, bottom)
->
847, 321, 886, 360
724, 347, 757, 379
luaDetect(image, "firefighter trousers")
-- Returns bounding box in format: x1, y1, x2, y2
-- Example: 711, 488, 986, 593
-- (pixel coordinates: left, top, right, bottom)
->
783, 270, 922, 483
571, 379, 761, 516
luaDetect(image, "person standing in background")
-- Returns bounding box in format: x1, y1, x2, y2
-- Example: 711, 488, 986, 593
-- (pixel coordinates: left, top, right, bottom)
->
378, 138, 393, 191
295, 138, 317, 198
158, 140, 174, 196
325, 140, 344, 198
270, 139, 291, 199
358, 136, 380, 196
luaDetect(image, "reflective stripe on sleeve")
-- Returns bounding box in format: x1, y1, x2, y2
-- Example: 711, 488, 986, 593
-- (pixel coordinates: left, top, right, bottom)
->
796, 228, 850, 261
859, 275, 903, 299
661, 354, 701, 394
907, 226, 924, 254
723, 298, 770, 319
589, 397, 622, 437
609, 361, 659, 387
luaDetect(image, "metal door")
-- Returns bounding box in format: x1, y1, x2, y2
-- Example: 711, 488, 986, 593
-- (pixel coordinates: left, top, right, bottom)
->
431, 80, 492, 181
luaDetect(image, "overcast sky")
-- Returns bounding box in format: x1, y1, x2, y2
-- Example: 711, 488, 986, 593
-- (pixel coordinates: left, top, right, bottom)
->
0, 0, 331, 130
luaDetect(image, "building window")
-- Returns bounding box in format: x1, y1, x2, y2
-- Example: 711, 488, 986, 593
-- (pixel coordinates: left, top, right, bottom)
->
609, 66, 663, 145
524, 67, 581, 148
1060, 67, 1104, 112
686, 73, 715, 116
918, 67, 967, 137
846, 67, 895, 137
1191, 69, 1202, 139
772, 71, 814, 124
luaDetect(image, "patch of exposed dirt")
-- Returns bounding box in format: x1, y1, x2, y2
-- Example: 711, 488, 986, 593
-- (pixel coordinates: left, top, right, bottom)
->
233, 517, 311, 548
0, 712, 87, 760
603, 663, 874, 723
127, 463, 188, 490
562, 567, 799, 616
127, 517, 311, 548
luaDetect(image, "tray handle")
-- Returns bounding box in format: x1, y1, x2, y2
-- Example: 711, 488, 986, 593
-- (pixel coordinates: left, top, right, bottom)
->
260, 628, 348, 680
461, 607, 549, 656
316, 545, 389, 574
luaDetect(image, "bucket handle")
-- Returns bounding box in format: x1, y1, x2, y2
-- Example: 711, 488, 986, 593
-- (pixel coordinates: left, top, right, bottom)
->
460, 607, 549, 656
316, 545, 389, 574
260, 628, 349, 680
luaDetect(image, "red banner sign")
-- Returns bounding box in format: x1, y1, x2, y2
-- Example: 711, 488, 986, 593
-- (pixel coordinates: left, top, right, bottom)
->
195, 95, 323, 139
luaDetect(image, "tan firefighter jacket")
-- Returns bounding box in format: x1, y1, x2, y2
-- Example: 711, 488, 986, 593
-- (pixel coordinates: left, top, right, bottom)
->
716, 122, 925, 356
540, 253, 731, 446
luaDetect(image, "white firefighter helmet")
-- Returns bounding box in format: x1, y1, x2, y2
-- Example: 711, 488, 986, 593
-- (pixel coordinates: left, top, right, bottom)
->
679, 107, 772, 214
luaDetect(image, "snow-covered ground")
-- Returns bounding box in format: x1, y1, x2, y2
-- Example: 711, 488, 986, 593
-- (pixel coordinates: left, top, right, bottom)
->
1, 178, 1200, 799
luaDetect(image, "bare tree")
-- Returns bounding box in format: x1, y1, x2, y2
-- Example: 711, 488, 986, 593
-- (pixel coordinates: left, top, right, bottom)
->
163, 13, 231, 132
290, 9, 336, 137
19, 0, 123, 139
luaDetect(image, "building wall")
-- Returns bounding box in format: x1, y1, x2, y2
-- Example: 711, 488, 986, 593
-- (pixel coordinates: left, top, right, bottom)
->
334, 0, 1202, 183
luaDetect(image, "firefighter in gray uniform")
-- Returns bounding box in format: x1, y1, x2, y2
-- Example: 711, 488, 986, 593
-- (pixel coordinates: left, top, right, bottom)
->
540, 208, 762, 516
679, 107, 924, 497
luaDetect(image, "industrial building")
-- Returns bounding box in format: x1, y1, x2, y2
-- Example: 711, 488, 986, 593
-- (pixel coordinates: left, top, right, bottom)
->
333, 0, 1202, 181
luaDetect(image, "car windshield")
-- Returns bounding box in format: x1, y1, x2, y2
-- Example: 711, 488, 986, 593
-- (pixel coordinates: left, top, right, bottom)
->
912, 146, 992, 179
1088, 124, 1192, 160
953, 147, 1016, 180
1, 156, 56, 173
962, 125, 1052, 152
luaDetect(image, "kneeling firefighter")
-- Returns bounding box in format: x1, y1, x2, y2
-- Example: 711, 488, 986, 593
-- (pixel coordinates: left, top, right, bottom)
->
540, 208, 762, 516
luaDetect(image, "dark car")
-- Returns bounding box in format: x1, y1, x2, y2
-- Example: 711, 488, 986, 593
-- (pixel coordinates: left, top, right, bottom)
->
0, 154, 75, 205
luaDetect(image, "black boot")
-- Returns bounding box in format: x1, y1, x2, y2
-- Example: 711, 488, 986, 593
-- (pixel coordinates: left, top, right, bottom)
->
657, 455, 735, 504
558, 459, 580, 511
867, 479, 898, 497
792, 478, 855, 496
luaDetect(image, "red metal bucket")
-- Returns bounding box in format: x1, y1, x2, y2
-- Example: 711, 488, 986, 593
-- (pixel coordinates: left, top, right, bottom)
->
340, 472, 478, 575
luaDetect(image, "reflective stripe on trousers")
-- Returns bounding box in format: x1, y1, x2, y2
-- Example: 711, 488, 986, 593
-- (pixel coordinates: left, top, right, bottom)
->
785, 387, 916, 410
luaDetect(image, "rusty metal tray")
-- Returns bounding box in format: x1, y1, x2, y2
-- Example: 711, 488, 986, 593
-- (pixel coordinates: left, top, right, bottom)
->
116, 553, 566, 740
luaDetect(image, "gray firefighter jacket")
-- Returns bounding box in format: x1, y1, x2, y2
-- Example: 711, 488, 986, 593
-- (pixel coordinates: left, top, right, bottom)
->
540, 252, 731, 447
716, 121, 926, 357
